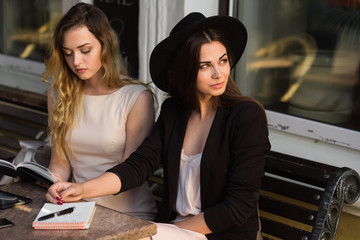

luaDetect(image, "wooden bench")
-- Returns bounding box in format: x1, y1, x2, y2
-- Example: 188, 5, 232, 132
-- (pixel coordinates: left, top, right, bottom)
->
0, 85, 48, 163
148, 151, 360, 240
0, 100, 48, 160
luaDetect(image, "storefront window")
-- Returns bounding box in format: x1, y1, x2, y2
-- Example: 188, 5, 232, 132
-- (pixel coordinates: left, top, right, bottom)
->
232, 0, 360, 134
0, 0, 62, 62
0, 0, 62, 98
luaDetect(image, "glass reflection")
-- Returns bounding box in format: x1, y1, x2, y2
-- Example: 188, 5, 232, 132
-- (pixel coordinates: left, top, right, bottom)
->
233, 0, 360, 131
0, 0, 62, 62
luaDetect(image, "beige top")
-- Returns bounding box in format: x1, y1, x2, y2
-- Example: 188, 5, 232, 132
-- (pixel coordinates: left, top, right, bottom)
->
175, 149, 202, 216
68, 84, 156, 220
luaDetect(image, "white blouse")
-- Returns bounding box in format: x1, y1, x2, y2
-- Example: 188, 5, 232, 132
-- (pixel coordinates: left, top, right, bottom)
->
176, 149, 202, 216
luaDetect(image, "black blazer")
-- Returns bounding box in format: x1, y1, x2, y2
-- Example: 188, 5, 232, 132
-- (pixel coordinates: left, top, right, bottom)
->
109, 97, 271, 240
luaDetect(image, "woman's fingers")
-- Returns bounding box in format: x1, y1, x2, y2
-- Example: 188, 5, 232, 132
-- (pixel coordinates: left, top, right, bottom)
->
45, 191, 57, 204
47, 182, 70, 202
46, 182, 85, 204
59, 184, 81, 202
54, 183, 83, 202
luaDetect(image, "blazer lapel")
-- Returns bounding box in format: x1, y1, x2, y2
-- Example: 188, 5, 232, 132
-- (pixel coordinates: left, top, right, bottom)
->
200, 107, 227, 208
166, 110, 189, 207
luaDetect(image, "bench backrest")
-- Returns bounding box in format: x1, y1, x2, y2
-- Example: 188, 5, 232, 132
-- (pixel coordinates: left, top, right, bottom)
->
0, 100, 48, 160
260, 151, 360, 240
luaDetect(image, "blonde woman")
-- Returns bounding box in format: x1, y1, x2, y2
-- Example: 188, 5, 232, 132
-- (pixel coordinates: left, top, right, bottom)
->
43, 2, 156, 220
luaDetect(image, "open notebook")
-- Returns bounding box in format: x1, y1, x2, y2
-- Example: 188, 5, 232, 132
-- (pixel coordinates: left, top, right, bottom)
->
33, 201, 96, 230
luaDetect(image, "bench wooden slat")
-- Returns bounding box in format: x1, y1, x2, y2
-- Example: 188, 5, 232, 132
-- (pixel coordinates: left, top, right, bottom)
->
265, 151, 338, 188
0, 118, 46, 140
260, 217, 311, 240
262, 175, 323, 205
0, 85, 47, 112
0, 135, 21, 150
267, 151, 338, 172
259, 195, 317, 225
0, 101, 48, 126
0, 149, 15, 160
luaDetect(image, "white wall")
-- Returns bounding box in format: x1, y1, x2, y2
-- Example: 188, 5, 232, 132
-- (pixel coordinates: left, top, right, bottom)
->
269, 129, 360, 171
183, 0, 218, 16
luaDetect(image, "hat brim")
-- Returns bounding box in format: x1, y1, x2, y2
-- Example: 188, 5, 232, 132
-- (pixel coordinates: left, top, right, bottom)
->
150, 15, 247, 92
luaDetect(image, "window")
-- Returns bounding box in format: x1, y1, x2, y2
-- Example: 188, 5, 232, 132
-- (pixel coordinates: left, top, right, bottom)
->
0, 0, 62, 62
0, 0, 62, 96
229, 0, 360, 150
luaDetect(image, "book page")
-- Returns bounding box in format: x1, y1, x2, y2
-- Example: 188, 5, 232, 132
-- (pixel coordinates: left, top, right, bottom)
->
0, 159, 17, 178
17, 161, 56, 183
0, 159, 16, 169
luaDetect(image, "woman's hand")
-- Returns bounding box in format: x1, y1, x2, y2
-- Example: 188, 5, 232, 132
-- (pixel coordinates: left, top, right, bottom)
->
173, 212, 212, 235
46, 172, 122, 204
46, 181, 84, 204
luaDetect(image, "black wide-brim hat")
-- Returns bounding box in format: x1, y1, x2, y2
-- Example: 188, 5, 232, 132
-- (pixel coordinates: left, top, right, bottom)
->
149, 12, 247, 92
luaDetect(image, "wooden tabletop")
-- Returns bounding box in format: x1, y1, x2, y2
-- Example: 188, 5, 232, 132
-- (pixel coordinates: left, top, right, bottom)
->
0, 182, 156, 239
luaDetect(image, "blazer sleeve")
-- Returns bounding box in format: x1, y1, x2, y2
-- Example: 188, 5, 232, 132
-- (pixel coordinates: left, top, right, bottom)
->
204, 101, 271, 233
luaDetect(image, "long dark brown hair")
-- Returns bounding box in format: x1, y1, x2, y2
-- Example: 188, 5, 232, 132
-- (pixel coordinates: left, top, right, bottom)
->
168, 28, 257, 111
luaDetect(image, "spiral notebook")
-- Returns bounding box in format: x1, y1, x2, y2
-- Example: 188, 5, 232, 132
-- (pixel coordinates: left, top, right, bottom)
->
32, 201, 96, 230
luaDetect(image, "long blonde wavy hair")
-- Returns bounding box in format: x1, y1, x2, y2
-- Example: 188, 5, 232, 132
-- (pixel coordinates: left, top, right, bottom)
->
42, 2, 150, 162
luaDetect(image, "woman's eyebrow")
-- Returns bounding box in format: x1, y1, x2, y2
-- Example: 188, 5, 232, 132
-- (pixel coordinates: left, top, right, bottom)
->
62, 43, 91, 50
200, 53, 227, 64
219, 53, 227, 59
